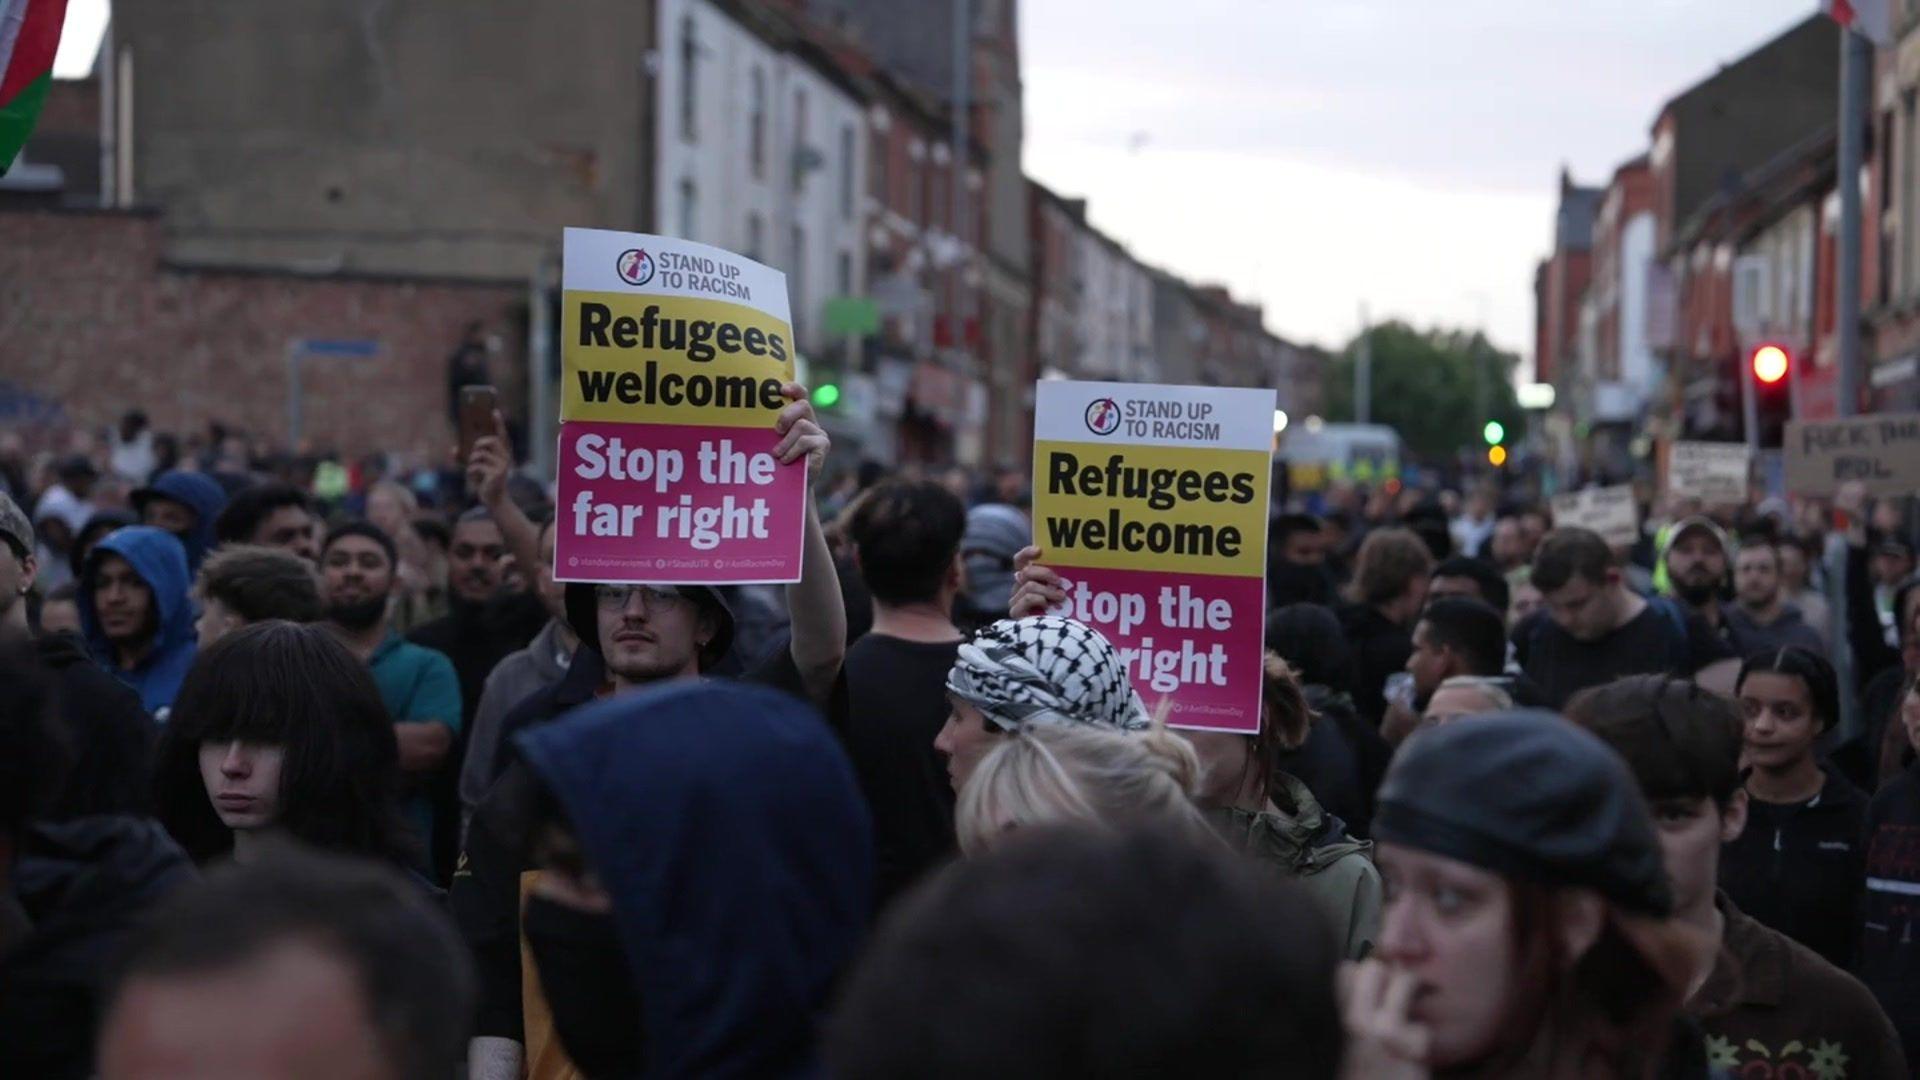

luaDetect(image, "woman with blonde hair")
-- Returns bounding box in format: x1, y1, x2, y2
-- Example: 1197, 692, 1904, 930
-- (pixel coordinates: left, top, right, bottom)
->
954, 720, 1216, 855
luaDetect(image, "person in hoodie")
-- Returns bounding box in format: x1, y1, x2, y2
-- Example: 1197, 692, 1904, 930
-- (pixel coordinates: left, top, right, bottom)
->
456, 385, 846, 1080
1861, 670, 1920, 1067
0, 641, 195, 1080
1723, 540, 1827, 659
1183, 655, 1382, 958
1721, 646, 1869, 970
1568, 675, 1908, 1080
131, 469, 229, 577
487, 680, 871, 1080
79, 526, 198, 718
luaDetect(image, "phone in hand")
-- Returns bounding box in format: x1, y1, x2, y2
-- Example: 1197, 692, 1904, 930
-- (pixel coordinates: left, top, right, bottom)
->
458, 385, 499, 465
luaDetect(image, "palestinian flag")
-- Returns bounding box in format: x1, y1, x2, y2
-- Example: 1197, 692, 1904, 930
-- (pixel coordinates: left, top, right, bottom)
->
0, 0, 69, 176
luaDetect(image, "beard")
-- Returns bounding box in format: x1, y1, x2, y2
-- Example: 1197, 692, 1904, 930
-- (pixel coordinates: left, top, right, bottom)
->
327, 596, 389, 631
1673, 576, 1720, 606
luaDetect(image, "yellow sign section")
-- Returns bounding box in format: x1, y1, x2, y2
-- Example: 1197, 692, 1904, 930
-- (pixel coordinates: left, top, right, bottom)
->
561, 290, 796, 426
1033, 440, 1269, 576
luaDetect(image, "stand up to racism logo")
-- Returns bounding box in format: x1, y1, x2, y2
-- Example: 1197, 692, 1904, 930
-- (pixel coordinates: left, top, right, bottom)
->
616, 248, 657, 287
1085, 397, 1122, 436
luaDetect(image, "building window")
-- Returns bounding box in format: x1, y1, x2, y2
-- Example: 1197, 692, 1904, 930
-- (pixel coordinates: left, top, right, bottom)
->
839, 124, 856, 220
679, 15, 698, 143
678, 177, 697, 239
750, 68, 766, 180
746, 212, 764, 261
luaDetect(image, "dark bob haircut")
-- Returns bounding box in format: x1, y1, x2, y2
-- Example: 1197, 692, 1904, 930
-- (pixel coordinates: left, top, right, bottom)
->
153, 621, 416, 867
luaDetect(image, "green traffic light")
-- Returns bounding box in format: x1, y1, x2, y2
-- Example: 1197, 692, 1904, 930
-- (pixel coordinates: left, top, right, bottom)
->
1482, 420, 1505, 445
812, 384, 841, 408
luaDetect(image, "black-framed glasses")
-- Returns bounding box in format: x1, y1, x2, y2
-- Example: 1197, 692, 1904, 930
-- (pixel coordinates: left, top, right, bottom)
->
593, 584, 688, 613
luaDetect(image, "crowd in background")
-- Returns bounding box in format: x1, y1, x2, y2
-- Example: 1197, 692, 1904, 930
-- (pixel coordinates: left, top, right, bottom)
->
1, 400, 1919, 1078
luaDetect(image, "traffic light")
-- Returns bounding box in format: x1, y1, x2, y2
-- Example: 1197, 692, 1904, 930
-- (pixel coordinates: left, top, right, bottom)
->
1751, 343, 1789, 385
811, 383, 842, 409
1487, 445, 1508, 467
1482, 420, 1505, 445
1746, 343, 1792, 448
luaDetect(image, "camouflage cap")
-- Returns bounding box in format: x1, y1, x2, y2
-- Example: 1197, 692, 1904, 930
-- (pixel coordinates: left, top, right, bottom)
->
0, 491, 33, 559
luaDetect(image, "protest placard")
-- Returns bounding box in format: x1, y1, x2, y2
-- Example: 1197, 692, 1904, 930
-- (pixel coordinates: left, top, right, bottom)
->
554, 227, 806, 584
1667, 441, 1751, 505
1785, 413, 1920, 497
1549, 485, 1639, 548
1032, 381, 1274, 734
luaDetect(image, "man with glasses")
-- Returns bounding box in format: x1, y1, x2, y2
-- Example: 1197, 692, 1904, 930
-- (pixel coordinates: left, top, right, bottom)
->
454, 385, 847, 1080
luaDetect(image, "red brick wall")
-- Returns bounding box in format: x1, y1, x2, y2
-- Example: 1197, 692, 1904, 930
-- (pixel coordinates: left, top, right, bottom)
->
0, 208, 528, 457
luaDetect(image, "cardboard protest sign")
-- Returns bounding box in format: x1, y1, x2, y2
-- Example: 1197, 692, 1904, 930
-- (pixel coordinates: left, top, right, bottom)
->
1550, 485, 1639, 548
1032, 381, 1274, 734
554, 228, 806, 584
1785, 413, 1920, 497
1667, 441, 1751, 505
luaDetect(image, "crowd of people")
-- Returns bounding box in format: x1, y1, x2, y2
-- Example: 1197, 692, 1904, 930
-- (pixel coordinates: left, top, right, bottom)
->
1, 398, 1918, 1078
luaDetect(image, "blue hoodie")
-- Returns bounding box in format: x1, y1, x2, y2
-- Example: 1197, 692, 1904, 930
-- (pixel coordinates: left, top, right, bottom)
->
515, 681, 873, 1079
80, 526, 198, 718
133, 471, 228, 574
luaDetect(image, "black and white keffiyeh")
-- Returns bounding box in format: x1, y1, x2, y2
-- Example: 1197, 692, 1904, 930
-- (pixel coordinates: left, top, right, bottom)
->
945, 616, 1150, 734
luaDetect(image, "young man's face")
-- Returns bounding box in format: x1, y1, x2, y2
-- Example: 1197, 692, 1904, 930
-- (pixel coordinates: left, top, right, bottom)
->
1649, 794, 1746, 918
448, 519, 506, 605
1667, 533, 1727, 599
1280, 528, 1326, 567
253, 506, 319, 565
1777, 544, 1808, 590
321, 537, 396, 609
1542, 572, 1617, 642
594, 584, 708, 684
1405, 620, 1456, 700
141, 497, 198, 538
1734, 547, 1781, 610
93, 554, 156, 647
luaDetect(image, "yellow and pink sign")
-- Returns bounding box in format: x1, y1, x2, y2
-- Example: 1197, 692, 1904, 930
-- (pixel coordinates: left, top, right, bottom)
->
554, 227, 806, 584
1032, 381, 1275, 733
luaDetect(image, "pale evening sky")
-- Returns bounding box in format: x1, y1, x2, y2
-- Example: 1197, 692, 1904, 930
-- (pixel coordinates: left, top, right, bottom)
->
57, 1, 1827, 371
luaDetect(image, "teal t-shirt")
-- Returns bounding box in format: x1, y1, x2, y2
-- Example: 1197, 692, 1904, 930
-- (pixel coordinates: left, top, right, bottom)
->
368, 632, 463, 864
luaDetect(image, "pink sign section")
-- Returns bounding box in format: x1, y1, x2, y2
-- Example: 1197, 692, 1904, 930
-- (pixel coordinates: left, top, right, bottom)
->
1040, 564, 1266, 734
555, 419, 807, 585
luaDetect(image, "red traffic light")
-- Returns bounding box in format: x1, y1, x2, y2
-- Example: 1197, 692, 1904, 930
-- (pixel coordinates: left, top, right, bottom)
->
1751, 344, 1789, 385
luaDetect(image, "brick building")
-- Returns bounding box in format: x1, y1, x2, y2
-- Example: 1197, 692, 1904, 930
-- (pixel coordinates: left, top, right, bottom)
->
1533, 169, 1601, 390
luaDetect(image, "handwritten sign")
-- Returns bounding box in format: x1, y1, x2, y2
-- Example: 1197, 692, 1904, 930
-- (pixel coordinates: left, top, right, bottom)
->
1784, 413, 1920, 497
1550, 485, 1640, 548
1667, 441, 1750, 505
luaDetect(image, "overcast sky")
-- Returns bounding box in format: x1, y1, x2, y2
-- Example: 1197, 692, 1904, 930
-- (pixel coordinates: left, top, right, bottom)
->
1020, 0, 1824, 368
57, 1, 1827, 370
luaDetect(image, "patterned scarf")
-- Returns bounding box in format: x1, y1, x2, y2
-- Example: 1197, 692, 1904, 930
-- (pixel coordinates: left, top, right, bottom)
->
945, 616, 1150, 734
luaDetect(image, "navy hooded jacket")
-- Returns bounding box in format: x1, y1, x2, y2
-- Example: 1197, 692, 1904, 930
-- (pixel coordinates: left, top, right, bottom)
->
79, 526, 198, 717
133, 471, 227, 574
514, 680, 873, 1079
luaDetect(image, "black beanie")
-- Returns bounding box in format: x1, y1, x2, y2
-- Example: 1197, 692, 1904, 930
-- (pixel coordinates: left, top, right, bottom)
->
1374, 711, 1673, 917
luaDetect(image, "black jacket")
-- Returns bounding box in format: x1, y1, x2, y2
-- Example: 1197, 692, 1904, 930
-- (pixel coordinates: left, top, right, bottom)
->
1860, 764, 1920, 1069
0, 817, 196, 1079
1334, 602, 1412, 725
1720, 764, 1870, 971
1277, 685, 1389, 838
35, 632, 154, 820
